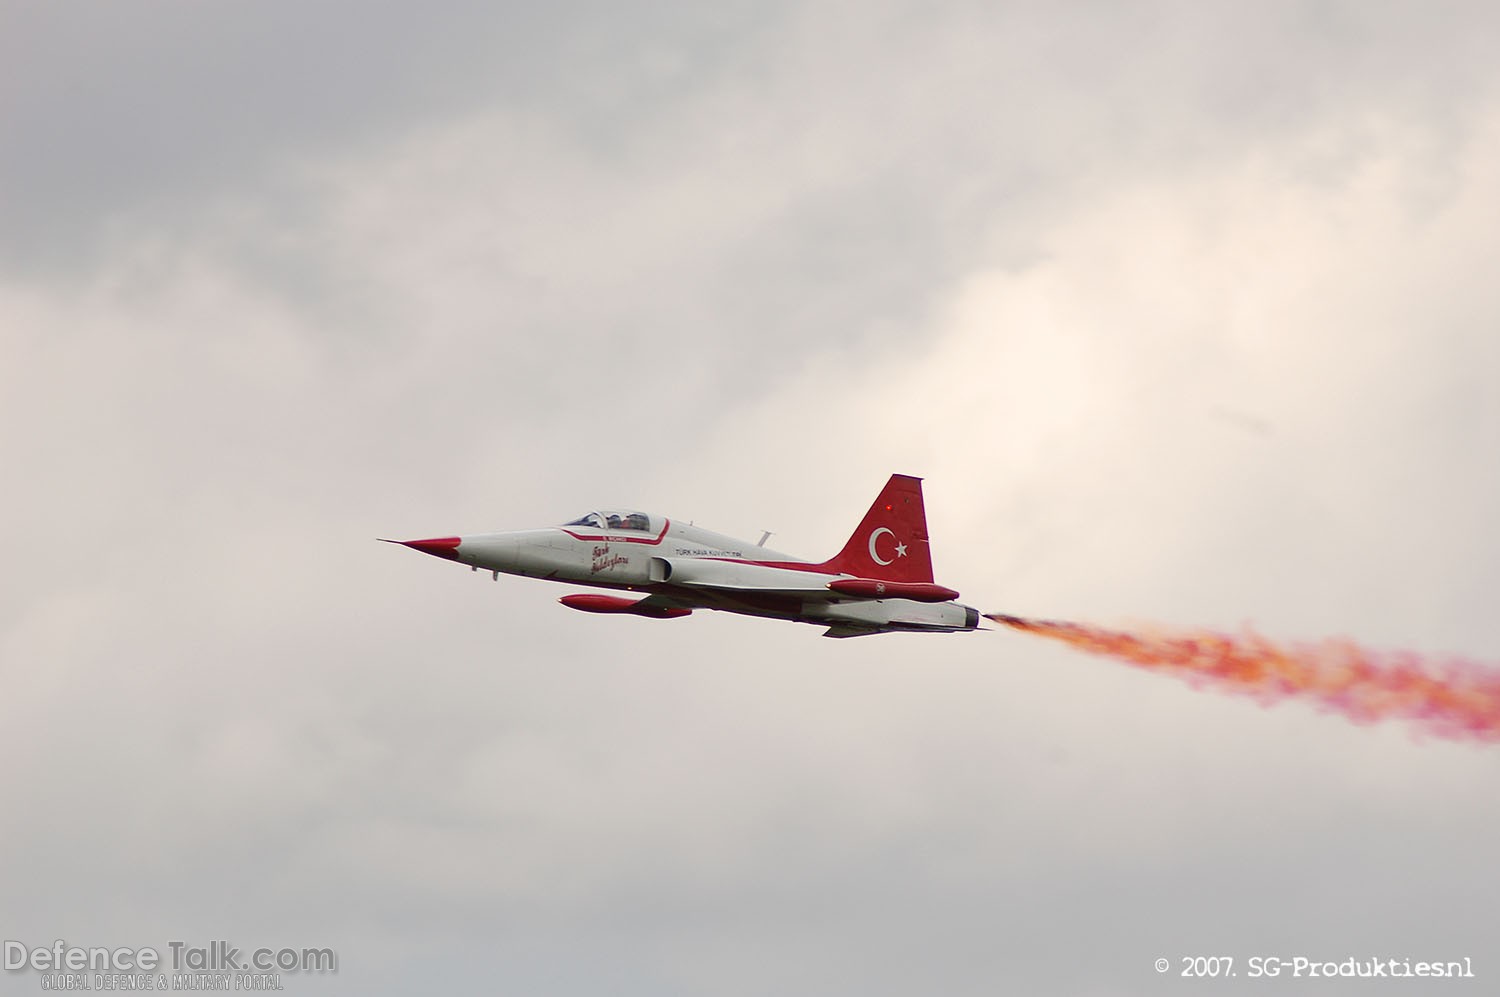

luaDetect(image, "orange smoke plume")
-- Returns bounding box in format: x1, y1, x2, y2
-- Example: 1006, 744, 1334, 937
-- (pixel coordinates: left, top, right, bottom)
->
985, 613, 1500, 743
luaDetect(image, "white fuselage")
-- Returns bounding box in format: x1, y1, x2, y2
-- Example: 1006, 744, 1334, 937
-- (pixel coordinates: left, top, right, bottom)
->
448, 518, 976, 634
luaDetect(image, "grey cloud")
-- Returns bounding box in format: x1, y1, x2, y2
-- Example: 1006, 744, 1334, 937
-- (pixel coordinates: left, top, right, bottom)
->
5, 3, 1500, 996
0, 0, 786, 274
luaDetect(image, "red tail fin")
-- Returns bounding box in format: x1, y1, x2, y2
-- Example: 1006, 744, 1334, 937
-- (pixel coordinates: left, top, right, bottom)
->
817, 474, 935, 582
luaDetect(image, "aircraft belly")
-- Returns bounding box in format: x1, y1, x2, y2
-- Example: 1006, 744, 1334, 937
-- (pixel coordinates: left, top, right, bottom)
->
813, 599, 973, 632
817, 601, 895, 628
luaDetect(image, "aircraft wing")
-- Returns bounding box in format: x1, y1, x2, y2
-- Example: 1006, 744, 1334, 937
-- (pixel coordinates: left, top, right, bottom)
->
651, 557, 959, 603
629, 592, 699, 612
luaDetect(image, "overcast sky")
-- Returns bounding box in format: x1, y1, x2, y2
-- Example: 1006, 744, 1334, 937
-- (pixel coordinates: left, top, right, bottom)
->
4, 2, 1500, 994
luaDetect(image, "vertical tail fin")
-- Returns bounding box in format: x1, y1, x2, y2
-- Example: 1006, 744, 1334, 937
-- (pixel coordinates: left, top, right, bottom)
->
817, 474, 935, 582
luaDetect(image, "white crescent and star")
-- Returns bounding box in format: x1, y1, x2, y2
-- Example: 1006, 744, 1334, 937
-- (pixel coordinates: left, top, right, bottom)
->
867, 528, 909, 565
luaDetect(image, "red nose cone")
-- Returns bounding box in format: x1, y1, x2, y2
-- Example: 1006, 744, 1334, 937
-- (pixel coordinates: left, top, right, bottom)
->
393, 536, 463, 561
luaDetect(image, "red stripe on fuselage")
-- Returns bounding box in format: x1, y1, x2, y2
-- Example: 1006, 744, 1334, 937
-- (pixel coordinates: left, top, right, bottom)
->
702, 557, 838, 574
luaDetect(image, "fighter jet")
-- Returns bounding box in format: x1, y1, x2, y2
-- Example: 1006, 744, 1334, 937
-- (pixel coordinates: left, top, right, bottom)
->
386, 473, 979, 638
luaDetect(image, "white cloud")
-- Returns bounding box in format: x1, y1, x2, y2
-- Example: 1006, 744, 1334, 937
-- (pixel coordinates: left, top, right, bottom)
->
5, 4, 1500, 994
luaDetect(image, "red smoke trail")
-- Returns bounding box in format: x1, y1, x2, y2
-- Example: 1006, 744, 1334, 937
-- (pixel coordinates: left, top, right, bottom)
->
985, 613, 1500, 743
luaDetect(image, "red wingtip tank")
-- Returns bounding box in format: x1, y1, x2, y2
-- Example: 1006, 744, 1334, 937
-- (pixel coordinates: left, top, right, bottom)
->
559, 593, 692, 619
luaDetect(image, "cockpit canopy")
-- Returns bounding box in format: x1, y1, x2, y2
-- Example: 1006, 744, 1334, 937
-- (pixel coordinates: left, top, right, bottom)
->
563, 510, 655, 533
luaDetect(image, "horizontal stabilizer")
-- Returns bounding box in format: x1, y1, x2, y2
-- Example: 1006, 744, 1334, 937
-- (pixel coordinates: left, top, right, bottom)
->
822, 625, 885, 639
